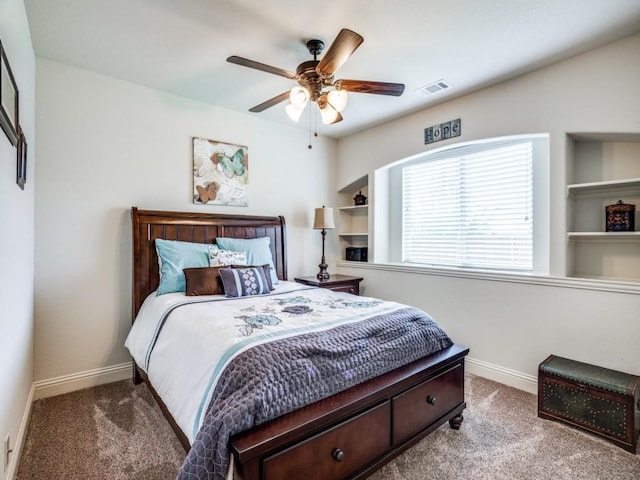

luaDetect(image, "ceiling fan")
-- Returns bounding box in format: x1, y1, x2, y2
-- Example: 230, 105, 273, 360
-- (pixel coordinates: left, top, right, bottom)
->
227, 28, 405, 125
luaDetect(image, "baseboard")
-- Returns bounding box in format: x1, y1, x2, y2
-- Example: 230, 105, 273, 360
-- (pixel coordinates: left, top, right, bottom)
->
6, 383, 34, 480
466, 356, 538, 394
33, 362, 133, 400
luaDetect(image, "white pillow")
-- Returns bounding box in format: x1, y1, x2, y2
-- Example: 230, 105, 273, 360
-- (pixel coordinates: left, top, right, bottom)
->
208, 245, 248, 266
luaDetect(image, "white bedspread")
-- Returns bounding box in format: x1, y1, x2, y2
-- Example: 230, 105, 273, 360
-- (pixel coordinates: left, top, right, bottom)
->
124, 281, 407, 443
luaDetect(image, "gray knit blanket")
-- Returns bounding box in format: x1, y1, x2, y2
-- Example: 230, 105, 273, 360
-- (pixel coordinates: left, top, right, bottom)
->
176, 306, 453, 480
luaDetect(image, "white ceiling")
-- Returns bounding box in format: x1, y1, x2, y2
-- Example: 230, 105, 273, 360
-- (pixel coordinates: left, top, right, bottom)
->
24, 0, 640, 139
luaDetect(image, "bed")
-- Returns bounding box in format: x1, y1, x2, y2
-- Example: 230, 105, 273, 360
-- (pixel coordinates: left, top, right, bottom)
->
127, 207, 468, 480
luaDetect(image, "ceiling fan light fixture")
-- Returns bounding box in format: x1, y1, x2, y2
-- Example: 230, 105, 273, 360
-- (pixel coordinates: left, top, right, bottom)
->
289, 86, 310, 109
327, 89, 348, 113
319, 102, 342, 125
285, 103, 305, 122
229, 29, 405, 127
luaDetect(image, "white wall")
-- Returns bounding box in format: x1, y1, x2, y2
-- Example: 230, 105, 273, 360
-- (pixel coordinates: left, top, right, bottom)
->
0, 0, 35, 478
336, 33, 640, 389
34, 59, 338, 391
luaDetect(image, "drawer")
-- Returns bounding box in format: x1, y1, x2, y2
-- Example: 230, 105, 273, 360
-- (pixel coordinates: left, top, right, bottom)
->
329, 284, 359, 295
262, 401, 390, 480
392, 363, 464, 444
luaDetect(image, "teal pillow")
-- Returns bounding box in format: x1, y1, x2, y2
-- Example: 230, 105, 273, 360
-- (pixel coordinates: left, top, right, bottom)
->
155, 239, 211, 295
216, 237, 279, 284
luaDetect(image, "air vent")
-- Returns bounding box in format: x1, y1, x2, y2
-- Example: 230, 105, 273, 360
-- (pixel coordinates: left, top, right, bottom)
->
416, 79, 452, 96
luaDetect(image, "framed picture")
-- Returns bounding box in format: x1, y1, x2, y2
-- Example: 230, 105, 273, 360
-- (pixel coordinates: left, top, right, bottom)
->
193, 137, 249, 206
16, 126, 26, 189
0, 39, 19, 146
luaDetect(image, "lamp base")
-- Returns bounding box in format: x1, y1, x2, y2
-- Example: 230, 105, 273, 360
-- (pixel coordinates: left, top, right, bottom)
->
317, 261, 330, 280
316, 228, 331, 280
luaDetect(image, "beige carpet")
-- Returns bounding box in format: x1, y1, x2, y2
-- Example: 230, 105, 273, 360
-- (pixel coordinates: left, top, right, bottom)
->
17, 380, 185, 480
17, 374, 640, 479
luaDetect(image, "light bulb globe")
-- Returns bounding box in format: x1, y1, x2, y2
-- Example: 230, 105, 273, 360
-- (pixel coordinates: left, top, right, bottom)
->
285, 103, 305, 122
289, 86, 310, 109
327, 89, 348, 112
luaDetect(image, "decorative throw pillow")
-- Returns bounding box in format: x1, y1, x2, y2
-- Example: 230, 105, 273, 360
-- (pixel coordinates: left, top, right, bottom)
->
216, 237, 279, 285
183, 266, 227, 296
208, 245, 248, 266
155, 239, 211, 295
219, 267, 271, 297
231, 264, 274, 291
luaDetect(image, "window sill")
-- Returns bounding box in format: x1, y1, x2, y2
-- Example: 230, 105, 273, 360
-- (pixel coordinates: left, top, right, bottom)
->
336, 261, 640, 295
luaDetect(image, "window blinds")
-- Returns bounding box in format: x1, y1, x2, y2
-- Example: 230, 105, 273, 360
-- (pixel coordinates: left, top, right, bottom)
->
402, 141, 533, 271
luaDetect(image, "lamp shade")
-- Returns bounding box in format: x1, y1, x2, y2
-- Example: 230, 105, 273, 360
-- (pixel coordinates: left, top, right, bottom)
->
328, 89, 348, 112
313, 206, 335, 229
320, 104, 342, 125
285, 103, 305, 122
317, 93, 342, 125
289, 86, 310, 109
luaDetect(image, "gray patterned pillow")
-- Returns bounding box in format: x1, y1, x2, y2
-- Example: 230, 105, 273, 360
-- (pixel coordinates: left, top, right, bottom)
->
231, 264, 274, 291
219, 267, 271, 297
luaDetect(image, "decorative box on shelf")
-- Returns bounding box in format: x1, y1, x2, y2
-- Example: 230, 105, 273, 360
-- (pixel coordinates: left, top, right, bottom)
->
346, 247, 368, 262
353, 190, 367, 206
538, 355, 640, 453
606, 200, 636, 232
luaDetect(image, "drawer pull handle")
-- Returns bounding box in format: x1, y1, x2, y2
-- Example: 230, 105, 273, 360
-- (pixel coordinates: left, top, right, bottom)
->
332, 448, 345, 462
426, 395, 437, 405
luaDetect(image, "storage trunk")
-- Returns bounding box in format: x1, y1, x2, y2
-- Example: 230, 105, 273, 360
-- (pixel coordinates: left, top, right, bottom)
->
538, 355, 639, 453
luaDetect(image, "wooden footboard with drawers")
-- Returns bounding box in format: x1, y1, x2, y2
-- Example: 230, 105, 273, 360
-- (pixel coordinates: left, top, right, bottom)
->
231, 344, 468, 480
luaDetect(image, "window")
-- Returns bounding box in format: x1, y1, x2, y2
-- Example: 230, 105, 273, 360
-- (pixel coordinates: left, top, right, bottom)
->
378, 134, 549, 275
403, 141, 533, 271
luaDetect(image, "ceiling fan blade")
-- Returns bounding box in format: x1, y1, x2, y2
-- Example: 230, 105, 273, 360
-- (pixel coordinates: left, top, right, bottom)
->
249, 91, 291, 113
227, 56, 297, 80
337, 79, 405, 96
317, 29, 364, 77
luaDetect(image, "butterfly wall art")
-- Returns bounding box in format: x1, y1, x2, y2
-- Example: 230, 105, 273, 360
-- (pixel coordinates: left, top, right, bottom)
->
193, 137, 249, 206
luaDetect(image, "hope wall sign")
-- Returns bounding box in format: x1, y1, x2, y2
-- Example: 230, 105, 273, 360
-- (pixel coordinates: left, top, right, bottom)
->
424, 118, 461, 145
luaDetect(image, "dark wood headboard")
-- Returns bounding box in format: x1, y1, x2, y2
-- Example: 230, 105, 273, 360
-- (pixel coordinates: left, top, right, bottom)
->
131, 207, 288, 318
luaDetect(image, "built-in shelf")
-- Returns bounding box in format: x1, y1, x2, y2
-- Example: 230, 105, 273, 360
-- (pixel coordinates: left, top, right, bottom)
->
567, 232, 640, 243
338, 176, 369, 261
568, 231, 640, 237
566, 133, 640, 282
338, 205, 368, 213
567, 177, 640, 198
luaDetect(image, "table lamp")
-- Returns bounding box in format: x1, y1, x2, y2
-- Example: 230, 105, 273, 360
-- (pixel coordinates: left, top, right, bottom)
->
313, 206, 335, 279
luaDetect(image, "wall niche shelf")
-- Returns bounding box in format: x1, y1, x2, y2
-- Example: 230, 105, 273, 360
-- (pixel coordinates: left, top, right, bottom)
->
567, 232, 640, 243
338, 205, 368, 213
566, 133, 640, 282
339, 232, 368, 238
337, 176, 369, 261
567, 177, 640, 198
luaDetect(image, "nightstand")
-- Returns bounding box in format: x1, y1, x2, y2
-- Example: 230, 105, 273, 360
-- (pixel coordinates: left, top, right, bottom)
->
294, 274, 363, 296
